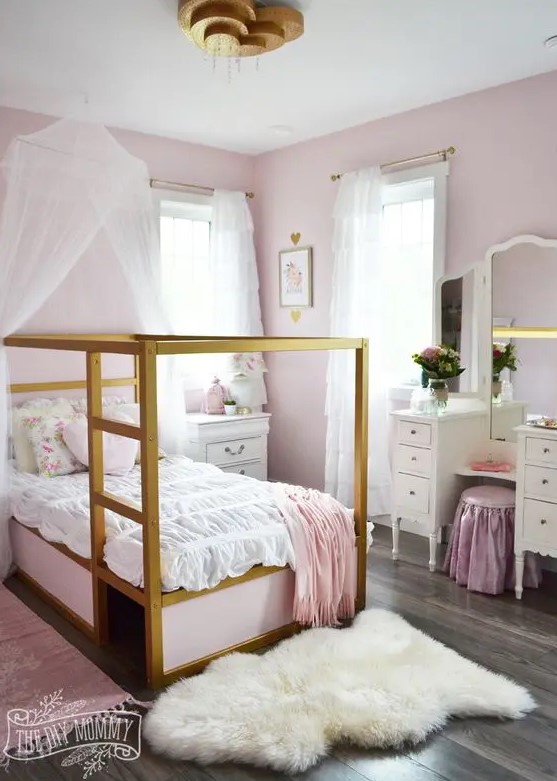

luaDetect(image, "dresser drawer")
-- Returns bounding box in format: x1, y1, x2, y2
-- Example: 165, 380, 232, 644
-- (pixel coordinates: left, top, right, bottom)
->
220, 461, 266, 480
523, 498, 557, 546
206, 437, 262, 466
395, 473, 430, 514
398, 421, 432, 447
397, 445, 432, 477
524, 464, 557, 500
525, 436, 557, 466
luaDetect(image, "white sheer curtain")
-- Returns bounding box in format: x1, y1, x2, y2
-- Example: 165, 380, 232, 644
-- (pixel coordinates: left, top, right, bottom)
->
209, 190, 266, 405
104, 192, 186, 454
0, 119, 184, 580
325, 167, 392, 516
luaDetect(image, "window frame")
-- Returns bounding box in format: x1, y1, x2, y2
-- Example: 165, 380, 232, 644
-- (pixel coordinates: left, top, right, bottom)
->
381, 160, 449, 393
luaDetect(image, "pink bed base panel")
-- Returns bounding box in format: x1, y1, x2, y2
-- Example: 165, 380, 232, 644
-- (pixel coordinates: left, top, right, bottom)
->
162, 568, 295, 673
10, 519, 94, 628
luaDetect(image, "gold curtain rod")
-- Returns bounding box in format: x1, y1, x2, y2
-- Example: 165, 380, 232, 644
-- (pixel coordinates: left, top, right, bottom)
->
330, 146, 456, 182
150, 178, 255, 199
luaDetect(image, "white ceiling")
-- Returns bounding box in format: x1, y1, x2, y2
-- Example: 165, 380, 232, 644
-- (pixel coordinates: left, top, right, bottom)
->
2, 0, 557, 155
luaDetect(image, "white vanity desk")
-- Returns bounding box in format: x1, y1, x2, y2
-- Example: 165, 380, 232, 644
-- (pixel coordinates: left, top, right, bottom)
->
514, 424, 557, 598
391, 399, 522, 571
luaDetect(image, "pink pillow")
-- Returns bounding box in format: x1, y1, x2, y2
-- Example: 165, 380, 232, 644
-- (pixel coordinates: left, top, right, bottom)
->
63, 414, 138, 476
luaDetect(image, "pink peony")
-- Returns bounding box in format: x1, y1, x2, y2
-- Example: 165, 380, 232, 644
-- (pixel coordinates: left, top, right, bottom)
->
420, 346, 442, 362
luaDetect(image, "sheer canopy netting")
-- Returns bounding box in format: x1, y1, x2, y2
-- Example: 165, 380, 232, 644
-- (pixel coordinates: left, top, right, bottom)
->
0, 118, 183, 581
325, 167, 392, 516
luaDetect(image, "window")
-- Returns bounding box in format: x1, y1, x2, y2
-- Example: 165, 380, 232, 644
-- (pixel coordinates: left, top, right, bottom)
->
158, 194, 216, 385
159, 197, 212, 334
380, 162, 448, 385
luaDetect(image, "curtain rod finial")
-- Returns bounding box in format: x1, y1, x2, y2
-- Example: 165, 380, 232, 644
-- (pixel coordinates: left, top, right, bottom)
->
246, 192, 255, 199
447, 146, 456, 156
331, 174, 342, 182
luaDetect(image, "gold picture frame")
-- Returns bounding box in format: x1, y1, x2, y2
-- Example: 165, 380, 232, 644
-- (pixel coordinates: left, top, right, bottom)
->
279, 246, 313, 308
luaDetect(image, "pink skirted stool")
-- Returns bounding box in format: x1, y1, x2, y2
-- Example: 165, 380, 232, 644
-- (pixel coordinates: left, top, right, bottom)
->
444, 485, 542, 595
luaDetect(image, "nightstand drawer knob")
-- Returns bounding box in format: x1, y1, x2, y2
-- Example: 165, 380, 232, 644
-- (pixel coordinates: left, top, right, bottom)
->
541, 519, 548, 525
411, 429, 417, 435
543, 479, 549, 485
409, 490, 416, 496
225, 444, 245, 456
544, 447, 551, 454
239, 469, 246, 475
411, 456, 417, 462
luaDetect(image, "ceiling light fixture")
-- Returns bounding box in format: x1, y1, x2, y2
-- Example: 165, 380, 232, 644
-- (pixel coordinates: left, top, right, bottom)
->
177, 0, 304, 58
544, 35, 557, 48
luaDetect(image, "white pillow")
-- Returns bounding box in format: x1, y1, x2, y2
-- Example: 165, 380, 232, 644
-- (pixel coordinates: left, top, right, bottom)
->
12, 399, 75, 473
19, 413, 86, 477
105, 404, 166, 461
63, 412, 138, 476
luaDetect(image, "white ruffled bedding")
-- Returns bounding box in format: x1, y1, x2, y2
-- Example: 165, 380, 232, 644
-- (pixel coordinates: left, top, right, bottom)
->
9, 456, 295, 593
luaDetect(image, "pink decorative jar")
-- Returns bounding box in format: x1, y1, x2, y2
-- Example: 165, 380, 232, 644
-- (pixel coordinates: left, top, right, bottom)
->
202, 377, 227, 415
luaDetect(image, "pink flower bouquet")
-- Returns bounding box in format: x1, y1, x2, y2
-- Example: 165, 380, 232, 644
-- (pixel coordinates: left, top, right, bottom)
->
412, 345, 465, 380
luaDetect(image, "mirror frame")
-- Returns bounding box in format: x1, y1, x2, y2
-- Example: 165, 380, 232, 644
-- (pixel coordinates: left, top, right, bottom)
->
434, 264, 483, 398
482, 234, 557, 441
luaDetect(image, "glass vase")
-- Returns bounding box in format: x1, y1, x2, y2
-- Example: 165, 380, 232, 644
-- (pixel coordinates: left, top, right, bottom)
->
492, 375, 502, 404
428, 379, 449, 414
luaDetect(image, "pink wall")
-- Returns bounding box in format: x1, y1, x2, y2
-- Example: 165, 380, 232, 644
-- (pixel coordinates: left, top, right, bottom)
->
254, 70, 557, 490
0, 106, 255, 390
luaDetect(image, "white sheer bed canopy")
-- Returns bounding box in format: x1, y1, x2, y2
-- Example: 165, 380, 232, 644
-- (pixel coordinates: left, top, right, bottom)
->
0, 118, 184, 581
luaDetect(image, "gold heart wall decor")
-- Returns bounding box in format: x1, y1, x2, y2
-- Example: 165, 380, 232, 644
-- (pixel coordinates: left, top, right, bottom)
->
290, 232, 301, 246
290, 309, 301, 324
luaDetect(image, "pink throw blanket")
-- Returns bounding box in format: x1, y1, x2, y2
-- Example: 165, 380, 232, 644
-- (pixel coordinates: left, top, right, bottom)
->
273, 484, 356, 627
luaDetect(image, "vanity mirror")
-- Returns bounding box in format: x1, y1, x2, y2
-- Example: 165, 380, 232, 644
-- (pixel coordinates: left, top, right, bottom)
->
485, 235, 557, 442
435, 266, 481, 394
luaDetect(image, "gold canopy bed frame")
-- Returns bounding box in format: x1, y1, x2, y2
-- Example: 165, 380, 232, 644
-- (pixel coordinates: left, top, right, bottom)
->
5, 333, 369, 688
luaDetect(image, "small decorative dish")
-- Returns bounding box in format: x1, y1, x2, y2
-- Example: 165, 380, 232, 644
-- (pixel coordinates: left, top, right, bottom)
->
527, 418, 557, 429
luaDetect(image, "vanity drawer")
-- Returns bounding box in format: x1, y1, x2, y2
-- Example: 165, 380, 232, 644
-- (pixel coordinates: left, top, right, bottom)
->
523, 498, 557, 546
220, 461, 266, 480
395, 473, 430, 514
525, 437, 557, 466
398, 421, 432, 447
397, 445, 432, 476
206, 437, 262, 466
524, 464, 557, 500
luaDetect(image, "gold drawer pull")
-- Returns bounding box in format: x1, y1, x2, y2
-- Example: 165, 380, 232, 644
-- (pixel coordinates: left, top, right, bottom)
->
542, 479, 549, 485
541, 519, 548, 525
544, 447, 551, 454
225, 444, 245, 456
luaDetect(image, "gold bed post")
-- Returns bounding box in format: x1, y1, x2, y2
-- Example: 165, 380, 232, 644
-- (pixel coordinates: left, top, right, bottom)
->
86, 352, 109, 644
139, 340, 163, 688
354, 339, 369, 611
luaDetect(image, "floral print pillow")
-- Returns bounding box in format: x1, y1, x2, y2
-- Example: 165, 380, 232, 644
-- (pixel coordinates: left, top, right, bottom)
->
20, 415, 87, 477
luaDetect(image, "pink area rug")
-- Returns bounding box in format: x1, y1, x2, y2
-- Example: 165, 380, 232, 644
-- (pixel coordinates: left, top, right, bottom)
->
0, 583, 130, 750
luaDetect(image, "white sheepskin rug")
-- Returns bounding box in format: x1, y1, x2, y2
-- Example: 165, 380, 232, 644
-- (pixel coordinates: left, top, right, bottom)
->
143, 609, 535, 773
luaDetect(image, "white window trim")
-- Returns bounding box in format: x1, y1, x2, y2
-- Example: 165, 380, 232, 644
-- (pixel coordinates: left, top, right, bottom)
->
382, 160, 449, 393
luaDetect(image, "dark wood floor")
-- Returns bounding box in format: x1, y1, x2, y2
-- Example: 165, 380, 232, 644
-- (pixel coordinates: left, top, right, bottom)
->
6, 526, 557, 781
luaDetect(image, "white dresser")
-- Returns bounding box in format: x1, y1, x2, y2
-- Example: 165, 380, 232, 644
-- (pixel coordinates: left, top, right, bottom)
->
391, 407, 488, 571
184, 412, 270, 480
514, 425, 557, 598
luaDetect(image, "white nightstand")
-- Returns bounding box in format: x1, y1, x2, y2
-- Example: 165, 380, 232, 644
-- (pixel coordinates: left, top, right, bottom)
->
184, 412, 271, 480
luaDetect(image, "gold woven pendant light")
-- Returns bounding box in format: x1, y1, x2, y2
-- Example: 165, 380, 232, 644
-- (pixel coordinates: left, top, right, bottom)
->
177, 0, 304, 58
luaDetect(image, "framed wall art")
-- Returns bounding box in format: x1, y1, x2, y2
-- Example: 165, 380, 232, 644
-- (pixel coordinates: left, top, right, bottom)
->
279, 246, 313, 308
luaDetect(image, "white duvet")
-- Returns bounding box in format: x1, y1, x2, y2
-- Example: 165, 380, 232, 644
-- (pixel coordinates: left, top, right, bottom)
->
9, 456, 295, 593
